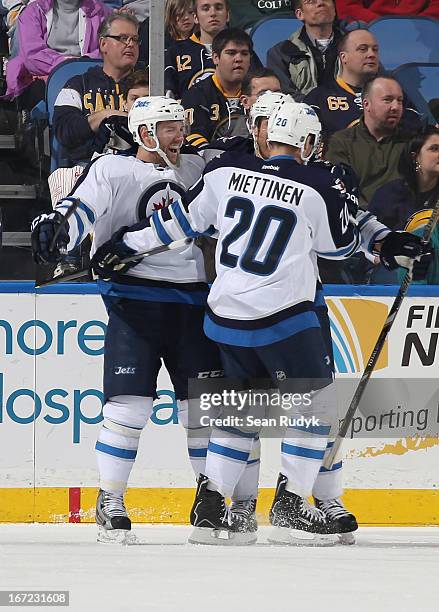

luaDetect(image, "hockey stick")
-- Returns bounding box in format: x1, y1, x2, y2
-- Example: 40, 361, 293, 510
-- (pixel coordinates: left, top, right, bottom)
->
35, 237, 194, 288
323, 200, 439, 469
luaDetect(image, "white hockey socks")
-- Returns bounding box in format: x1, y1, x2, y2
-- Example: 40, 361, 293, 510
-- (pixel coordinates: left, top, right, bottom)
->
313, 440, 343, 500
281, 384, 336, 498
95, 395, 153, 494
178, 399, 210, 479
204, 426, 259, 498
232, 438, 261, 502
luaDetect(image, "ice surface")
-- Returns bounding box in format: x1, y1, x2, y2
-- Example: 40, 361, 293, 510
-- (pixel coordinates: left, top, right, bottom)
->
0, 525, 438, 612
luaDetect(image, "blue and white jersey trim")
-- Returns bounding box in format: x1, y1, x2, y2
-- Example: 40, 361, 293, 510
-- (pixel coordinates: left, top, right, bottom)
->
204, 309, 320, 347
57, 197, 96, 249
97, 280, 208, 305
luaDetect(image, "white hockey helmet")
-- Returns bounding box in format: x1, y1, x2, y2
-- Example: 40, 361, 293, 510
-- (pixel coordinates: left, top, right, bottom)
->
249, 91, 290, 131
267, 100, 321, 162
128, 96, 186, 167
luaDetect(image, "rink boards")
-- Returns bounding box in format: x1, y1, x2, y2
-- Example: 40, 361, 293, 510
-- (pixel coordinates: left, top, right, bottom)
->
0, 282, 438, 525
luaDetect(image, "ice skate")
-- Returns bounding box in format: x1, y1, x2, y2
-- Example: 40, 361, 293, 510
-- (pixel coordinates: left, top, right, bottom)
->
314, 497, 358, 545
96, 489, 133, 544
229, 499, 258, 545
189, 475, 252, 545
268, 474, 337, 546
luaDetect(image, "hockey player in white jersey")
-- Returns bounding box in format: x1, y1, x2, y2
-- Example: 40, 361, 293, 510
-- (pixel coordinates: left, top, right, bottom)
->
89, 97, 431, 545
30, 97, 223, 543
197, 92, 423, 543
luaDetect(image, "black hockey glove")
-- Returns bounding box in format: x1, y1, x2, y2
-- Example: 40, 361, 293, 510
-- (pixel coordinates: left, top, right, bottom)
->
90, 226, 142, 281
94, 115, 132, 154
379, 231, 434, 279
312, 160, 360, 216
31, 211, 69, 264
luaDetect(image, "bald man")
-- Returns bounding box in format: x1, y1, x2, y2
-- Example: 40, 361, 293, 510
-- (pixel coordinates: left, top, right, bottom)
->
304, 29, 380, 142
326, 75, 412, 206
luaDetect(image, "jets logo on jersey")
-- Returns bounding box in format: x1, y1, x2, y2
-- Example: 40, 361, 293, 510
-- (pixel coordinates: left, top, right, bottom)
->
137, 181, 187, 219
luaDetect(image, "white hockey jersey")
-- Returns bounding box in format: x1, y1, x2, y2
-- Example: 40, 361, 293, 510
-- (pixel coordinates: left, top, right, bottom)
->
123, 152, 367, 346
56, 152, 208, 303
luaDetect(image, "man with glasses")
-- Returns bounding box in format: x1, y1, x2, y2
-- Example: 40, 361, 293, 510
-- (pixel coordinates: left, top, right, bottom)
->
266, 0, 343, 100
53, 12, 139, 167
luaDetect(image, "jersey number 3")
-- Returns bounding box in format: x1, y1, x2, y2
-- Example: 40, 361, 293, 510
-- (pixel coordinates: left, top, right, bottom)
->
220, 197, 297, 276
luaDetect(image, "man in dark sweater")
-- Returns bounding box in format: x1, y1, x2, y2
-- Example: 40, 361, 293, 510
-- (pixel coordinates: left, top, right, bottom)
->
53, 12, 139, 165
326, 75, 411, 207
266, 0, 342, 99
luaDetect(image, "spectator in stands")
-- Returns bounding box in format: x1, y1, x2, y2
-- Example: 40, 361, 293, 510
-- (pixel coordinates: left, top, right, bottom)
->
326, 75, 411, 206
165, 0, 195, 45
1, 1, 29, 55
336, 0, 439, 23
305, 29, 423, 150
240, 67, 281, 113
52, 11, 139, 166
267, 0, 342, 99
229, 0, 291, 32
305, 28, 379, 143
93, 67, 149, 154
48, 67, 149, 208
182, 27, 252, 147
237, 66, 281, 134
369, 127, 439, 230
165, 0, 229, 100
4, 0, 111, 109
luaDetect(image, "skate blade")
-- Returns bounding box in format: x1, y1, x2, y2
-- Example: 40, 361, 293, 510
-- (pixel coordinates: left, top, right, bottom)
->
267, 527, 337, 547
188, 527, 257, 546
337, 531, 356, 545
97, 526, 137, 545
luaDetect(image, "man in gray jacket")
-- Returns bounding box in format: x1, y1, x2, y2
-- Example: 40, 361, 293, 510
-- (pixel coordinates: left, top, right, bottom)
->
267, 0, 342, 100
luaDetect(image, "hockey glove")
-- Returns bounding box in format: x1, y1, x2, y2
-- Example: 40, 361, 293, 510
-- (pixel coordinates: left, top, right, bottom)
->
90, 226, 142, 281
312, 160, 360, 216
31, 211, 69, 264
379, 231, 434, 279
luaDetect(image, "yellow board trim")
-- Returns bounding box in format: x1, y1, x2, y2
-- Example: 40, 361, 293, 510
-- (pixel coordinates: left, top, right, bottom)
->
0, 488, 438, 525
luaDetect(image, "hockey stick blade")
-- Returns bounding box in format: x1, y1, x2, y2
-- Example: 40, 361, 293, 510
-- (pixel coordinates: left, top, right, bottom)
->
323, 199, 439, 469
35, 237, 193, 288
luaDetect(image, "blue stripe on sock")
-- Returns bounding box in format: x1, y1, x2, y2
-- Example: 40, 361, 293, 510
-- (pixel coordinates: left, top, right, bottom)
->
95, 441, 137, 460
188, 448, 207, 458
215, 425, 257, 439
289, 424, 331, 436
247, 458, 260, 465
281, 442, 325, 460
319, 461, 343, 472
208, 441, 249, 462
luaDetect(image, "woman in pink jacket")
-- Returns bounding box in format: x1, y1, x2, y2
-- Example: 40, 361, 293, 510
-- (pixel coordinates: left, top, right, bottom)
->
5, 0, 111, 106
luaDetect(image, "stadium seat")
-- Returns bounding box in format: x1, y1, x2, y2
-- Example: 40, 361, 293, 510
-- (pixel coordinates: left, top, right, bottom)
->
369, 16, 439, 70
31, 58, 103, 172
394, 62, 439, 125
250, 15, 301, 66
